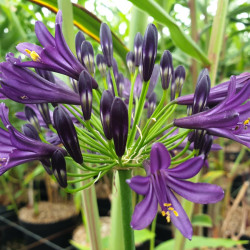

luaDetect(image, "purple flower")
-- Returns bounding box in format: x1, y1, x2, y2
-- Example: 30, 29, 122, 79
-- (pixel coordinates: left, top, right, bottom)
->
126, 143, 224, 239
15, 11, 98, 89
177, 72, 250, 106
174, 76, 250, 148
0, 103, 66, 177
0, 54, 81, 104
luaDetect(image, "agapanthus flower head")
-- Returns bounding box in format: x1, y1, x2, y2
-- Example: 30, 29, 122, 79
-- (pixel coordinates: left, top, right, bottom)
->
78, 70, 93, 121
81, 41, 95, 75
96, 54, 107, 78
134, 32, 143, 67
160, 50, 173, 90
142, 24, 158, 82
75, 31, 86, 63
100, 23, 113, 67
53, 106, 83, 164
100, 90, 114, 140
126, 51, 135, 75
174, 75, 250, 148
110, 97, 128, 157
126, 143, 224, 239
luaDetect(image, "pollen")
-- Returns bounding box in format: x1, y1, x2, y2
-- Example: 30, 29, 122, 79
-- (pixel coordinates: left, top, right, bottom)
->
173, 211, 179, 217
164, 203, 172, 207
25, 49, 41, 62
243, 119, 249, 126
168, 207, 174, 211
161, 211, 166, 216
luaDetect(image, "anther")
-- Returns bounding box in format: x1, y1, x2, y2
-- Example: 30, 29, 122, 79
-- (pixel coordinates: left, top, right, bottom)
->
173, 211, 179, 217
161, 211, 166, 216
25, 49, 41, 62
164, 203, 172, 207
243, 119, 249, 126
168, 207, 174, 211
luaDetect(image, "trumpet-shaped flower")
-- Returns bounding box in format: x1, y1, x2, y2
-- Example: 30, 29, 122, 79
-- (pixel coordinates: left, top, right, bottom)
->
174, 76, 250, 148
126, 143, 224, 239
0, 103, 67, 179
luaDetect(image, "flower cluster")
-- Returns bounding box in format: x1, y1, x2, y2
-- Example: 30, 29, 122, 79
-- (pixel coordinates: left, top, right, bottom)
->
0, 10, 249, 240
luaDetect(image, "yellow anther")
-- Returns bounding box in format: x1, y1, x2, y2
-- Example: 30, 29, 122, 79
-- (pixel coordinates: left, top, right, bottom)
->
173, 211, 179, 217
164, 203, 172, 207
166, 211, 170, 216
25, 49, 41, 62
243, 119, 249, 126
161, 211, 166, 216
168, 207, 174, 211
166, 216, 171, 223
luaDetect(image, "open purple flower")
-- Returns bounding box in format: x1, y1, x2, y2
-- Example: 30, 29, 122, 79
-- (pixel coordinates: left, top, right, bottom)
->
0, 103, 67, 181
174, 76, 250, 148
177, 72, 250, 106
126, 143, 224, 239
0, 54, 81, 104
15, 11, 98, 89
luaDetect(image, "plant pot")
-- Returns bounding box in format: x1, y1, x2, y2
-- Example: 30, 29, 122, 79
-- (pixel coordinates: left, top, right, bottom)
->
18, 202, 79, 249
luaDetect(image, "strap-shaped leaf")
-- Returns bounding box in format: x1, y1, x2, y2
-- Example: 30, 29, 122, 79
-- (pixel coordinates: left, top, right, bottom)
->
128, 0, 211, 66
28, 0, 128, 61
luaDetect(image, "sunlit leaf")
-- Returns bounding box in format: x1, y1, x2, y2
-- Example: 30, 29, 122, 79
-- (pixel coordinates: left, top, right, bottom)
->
201, 170, 225, 183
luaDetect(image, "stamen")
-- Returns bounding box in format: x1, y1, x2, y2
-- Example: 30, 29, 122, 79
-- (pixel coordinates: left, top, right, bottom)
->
164, 203, 172, 207
168, 207, 174, 211
25, 49, 41, 62
243, 119, 249, 126
173, 211, 179, 217
166, 216, 171, 223
161, 211, 166, 216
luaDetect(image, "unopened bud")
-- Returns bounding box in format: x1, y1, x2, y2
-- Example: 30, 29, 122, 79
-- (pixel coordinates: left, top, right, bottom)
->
75, 31, 86, 63
81, 41, 95, 75
134, 32, 143, 67
96, 54, 107, 78
25, 106, 41, 132
100, 23, 113, 67
126, 51, 135, 75
160, 50, 173, 90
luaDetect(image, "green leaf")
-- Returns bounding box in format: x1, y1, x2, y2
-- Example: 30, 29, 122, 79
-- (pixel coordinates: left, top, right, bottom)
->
27, 0, 128, 61
128, 0, 210, 65
134, 229, 155, 245
201, 170, 225, 183
191, 214, 212, 228
155, 236, 249, 250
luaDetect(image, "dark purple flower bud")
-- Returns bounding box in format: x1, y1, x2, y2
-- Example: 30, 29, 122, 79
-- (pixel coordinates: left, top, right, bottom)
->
70, 78, 79, 93
100, 23, 113, 67
79, 70, 92, 120
51, 149, 67, 188
96, 54, 107, 78
192, 72, 211, 114
173, 65, 185, 98
107, 71, 114, 95
147, 92, 157, 118
126, 51, 135, 75
41, 158, 53, 175
53, 106, 83, 164
117, 73, 125, 97
75, 31, 85, 62
200, 134, 213, 157
100, 90, 114, 140
197, 68, 209, 83
81, 41, 95, 74
110, 98, 128, 157
112, 58, 119, 81
36, 103, 52, 126
25, 106, 41, 132
193, 129, 205, 150
142, 24, 158, 82
35, 68, 55, 83
160, 50, 173, 90
134, 32, 143, 67
22, 123, 40, 141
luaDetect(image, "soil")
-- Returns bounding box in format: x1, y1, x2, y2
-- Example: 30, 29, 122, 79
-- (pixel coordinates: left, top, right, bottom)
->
72, 216, 110, 245
18, 201, 78, 224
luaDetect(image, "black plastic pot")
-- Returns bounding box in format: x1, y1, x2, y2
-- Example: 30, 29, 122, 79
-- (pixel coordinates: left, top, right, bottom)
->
19, 214, 79, 250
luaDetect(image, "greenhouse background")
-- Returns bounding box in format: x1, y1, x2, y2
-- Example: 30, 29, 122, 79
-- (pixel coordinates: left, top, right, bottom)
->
0, 0, 249, 249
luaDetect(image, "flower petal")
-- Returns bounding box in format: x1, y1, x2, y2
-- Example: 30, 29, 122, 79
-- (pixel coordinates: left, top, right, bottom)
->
35, 21, 55, 47
126, 175, 150, 195
167, 175, 224, 204
165, 187, 193, 240
150, 143, 171, 174
130, 183, 158, 230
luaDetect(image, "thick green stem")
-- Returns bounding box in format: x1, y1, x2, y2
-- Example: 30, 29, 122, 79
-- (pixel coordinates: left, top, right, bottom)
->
110, 172, 125, 250
207, 0, 228, 86
78, 169, 102, 250
174, 171, 201, 250
118, 170, 135, 250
